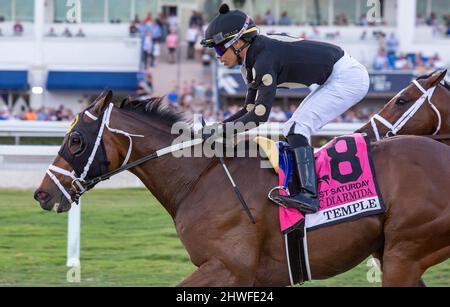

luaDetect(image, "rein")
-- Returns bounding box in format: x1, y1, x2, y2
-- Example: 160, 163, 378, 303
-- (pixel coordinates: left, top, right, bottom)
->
82, 138, 204, 190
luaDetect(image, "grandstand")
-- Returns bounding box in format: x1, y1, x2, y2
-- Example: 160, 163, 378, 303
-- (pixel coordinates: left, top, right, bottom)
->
0, 0, 448, 183
0, 0, 448, 123
0, 0, 449, 172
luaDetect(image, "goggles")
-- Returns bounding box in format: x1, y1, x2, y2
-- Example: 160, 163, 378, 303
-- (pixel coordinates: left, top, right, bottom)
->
214, 44, 228, 56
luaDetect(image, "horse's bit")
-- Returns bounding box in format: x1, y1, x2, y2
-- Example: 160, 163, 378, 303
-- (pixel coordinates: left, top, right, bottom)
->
370, 80, 440, 141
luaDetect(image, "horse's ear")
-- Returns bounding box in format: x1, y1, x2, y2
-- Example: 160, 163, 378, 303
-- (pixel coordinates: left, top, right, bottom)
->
426, 69, 447, 88
119, 96, 130, 108
92, 90, 113, 115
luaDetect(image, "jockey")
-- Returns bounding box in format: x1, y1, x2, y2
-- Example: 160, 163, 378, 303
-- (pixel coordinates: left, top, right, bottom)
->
200, 4, 370, 214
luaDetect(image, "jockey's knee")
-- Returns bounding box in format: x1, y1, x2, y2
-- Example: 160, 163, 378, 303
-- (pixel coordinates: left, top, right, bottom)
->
284, 124, 309, 147
282, 122, 312, 141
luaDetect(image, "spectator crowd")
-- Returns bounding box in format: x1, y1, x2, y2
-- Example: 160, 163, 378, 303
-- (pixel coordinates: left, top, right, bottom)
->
0, 8, 447, 128
129, 10, 212, 69
0, 104, 74, 122
221, 104, 377, 124
372, 30, 446, 72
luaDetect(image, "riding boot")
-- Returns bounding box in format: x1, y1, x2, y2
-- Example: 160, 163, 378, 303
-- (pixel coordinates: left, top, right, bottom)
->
276, 134, 319, 213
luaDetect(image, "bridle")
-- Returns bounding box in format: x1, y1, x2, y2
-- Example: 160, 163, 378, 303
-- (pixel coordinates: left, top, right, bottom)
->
46, 103, 203, 205
46, 103, 205, 204
370, 80, 441, 141
46, 103, 145, 204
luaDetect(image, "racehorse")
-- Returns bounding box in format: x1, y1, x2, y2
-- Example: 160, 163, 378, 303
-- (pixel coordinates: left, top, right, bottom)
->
356, 69, 450, 286
34, 90, 450, 287
357, 69, 450, 144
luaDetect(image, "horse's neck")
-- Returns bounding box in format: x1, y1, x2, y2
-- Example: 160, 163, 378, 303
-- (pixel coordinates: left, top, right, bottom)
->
437, 85, 450, 134
126, 129, 213, 218
356, 124, 376, 141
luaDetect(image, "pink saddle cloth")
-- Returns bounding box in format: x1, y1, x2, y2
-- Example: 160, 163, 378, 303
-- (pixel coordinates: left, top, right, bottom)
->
278, 133, 385, 233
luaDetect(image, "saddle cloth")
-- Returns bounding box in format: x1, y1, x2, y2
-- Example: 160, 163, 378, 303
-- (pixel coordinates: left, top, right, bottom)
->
257, 133, 385, 234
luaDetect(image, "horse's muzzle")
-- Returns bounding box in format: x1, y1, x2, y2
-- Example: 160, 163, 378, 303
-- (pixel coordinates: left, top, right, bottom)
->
34, 189, 54, 211
34, 189, 49, 203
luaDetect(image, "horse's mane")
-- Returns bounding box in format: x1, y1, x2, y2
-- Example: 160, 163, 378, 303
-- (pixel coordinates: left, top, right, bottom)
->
443, 80, 450, 92
115, 96, 185, 126
114, 96, 260, 157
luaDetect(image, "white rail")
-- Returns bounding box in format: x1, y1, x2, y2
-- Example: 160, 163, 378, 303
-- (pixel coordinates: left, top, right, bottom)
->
0, 121, 69, 145
0, 145, 59, 156
0, 121, 365, 144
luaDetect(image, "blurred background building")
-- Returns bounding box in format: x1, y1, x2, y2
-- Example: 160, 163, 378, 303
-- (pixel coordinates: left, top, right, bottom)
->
0, 0, 449, 124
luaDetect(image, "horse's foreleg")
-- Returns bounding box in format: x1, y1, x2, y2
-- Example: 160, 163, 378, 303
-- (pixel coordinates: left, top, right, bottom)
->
381, 255, 423, 287
177, 259, 254, 287
374, 252, 427, 287
417, 279, 427, 287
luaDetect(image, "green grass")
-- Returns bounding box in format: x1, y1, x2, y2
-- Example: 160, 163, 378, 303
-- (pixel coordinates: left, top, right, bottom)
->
0, 189, 448, 287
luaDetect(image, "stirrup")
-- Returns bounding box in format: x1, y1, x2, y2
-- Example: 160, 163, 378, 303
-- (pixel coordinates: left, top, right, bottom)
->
268, 186, 289, 208
275, 193, 319, 214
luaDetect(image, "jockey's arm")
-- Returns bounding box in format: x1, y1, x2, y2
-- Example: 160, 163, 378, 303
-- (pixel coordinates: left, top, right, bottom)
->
222, 86, 258, 123
224, 60, 277, 131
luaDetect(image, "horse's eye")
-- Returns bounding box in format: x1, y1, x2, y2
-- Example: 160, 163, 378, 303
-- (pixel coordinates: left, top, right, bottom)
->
72, 136, 80, 144
397, 98, 408, 105
69, 132, 85, 156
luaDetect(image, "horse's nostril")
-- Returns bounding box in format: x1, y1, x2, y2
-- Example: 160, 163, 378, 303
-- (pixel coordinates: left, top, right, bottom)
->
34, 190, 49, 202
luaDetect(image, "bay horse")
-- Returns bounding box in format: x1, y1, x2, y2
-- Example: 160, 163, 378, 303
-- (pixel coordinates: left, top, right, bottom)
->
34, 90, 450, 286
356, 69, 450, 286
357, 69, 450, 144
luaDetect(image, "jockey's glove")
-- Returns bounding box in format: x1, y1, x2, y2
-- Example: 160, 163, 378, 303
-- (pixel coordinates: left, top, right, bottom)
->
201, 123, 224, 142
201, 123, 235, 149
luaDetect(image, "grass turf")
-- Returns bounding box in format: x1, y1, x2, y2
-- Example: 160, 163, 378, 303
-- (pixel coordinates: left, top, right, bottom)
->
0, 188, 448, 286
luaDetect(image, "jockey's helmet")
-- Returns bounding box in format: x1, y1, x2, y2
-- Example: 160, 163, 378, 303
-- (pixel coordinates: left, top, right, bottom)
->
201, 3, 258, 56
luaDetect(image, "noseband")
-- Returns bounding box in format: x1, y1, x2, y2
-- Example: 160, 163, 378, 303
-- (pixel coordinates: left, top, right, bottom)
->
370, 80, 441, 141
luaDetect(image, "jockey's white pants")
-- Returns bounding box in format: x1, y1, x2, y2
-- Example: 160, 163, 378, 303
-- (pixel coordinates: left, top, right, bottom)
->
282, 52, 370, 139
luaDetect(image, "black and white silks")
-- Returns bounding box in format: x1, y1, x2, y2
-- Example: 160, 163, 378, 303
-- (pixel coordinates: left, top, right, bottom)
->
223, 34, 344, 129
